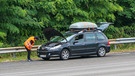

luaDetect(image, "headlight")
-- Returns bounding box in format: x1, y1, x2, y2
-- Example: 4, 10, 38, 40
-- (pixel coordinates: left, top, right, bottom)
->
50, 45, 61, 50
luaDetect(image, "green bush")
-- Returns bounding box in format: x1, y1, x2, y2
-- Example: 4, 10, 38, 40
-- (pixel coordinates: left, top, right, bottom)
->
104, 25, 135, 39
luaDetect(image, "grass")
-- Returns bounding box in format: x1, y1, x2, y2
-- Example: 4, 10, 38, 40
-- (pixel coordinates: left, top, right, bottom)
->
0, 51, 40, 62
111, 44, 135, 53
1, 44, 135, 62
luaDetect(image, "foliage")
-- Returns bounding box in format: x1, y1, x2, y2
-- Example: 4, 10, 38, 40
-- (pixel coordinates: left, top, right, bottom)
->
74, 0, 123, 23
115, 0, 135, 26
104, 25, 135, 39
0, 0, 134, 47
0, 0, 43, 47
35, 0, 122, 30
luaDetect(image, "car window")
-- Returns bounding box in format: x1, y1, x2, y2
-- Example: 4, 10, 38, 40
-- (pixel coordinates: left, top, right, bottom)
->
75, 34, 84, 43
96, 33, 106, 41
85, 33, 96, 42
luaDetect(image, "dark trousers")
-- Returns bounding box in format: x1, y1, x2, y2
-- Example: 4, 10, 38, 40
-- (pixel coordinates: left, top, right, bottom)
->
25, 46, 31, 60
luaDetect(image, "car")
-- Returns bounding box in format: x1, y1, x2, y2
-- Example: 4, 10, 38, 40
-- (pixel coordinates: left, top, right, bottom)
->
37, 22, 111, 60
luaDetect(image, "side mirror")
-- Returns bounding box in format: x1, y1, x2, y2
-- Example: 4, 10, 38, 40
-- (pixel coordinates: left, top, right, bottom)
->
73, 41, 78, 44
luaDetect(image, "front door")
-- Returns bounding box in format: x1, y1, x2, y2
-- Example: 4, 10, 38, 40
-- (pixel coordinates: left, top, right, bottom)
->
70, 34, 85, 55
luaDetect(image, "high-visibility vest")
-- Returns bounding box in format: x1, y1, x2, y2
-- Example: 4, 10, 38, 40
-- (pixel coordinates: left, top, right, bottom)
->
24, 36, 35, 50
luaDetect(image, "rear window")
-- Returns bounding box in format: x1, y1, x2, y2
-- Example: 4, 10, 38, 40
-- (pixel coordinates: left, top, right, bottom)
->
96, 33, 106, 41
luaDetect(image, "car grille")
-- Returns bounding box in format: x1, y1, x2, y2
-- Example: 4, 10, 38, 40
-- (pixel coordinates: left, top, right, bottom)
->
38, 47, 48, 52
38, 52, 47, 55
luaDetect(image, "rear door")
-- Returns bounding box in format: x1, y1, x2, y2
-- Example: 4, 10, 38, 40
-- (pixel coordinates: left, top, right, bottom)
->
84, 32, 98, 54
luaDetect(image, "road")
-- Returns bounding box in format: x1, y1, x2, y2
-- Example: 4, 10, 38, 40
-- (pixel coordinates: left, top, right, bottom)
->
0, 52, 135, 76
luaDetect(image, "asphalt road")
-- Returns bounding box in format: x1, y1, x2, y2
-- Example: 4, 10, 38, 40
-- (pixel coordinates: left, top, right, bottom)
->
0, 52, 135, 76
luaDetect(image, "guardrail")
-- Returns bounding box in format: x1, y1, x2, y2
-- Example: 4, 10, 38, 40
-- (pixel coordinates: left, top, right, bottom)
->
110, 37, 135, 44
0, 38, 135, 57
0, 45, 39, 57
109, 37, 135, 49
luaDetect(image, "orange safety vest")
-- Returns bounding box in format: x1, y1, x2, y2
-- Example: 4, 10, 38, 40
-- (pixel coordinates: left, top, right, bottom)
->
24, 36, 35, 50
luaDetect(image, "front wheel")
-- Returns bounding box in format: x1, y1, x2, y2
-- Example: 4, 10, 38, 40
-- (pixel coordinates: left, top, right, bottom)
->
97, 47, 106, 57
60, 49, 70, 60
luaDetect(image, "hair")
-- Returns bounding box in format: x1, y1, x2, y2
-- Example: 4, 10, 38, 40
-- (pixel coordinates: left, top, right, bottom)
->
34, 36, 39, 40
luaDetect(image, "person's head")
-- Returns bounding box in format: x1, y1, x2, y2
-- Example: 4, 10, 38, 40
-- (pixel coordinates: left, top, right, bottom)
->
34, 36, 39, 40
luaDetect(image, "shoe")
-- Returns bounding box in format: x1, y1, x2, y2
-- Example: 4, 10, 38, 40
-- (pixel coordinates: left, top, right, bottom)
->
27, 59, 33, 62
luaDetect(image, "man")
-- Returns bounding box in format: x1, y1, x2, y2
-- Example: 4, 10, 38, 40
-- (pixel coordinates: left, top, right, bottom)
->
24, 36, 39, 61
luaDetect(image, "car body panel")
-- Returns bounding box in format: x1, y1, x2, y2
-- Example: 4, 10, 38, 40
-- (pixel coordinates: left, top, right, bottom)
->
97, 22, 113, 31
43, 28, 66, 41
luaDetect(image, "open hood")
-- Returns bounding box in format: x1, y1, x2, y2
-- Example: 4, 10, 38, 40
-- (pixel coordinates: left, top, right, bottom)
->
43, 28, 66, 41
97, 22, 113, 31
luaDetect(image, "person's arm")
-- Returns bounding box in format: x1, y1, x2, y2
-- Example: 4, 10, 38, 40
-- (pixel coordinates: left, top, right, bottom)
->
30, 40, 34, 46
26, 42, 32, 50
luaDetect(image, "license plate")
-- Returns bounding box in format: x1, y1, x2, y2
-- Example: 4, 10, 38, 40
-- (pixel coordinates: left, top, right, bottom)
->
40, 55, 46, 57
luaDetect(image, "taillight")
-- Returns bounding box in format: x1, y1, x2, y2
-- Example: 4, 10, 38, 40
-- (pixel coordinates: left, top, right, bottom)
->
107, 41, 110, 46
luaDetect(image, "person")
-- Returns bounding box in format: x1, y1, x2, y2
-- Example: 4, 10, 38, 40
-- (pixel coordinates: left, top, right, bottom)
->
24, 36, 39, 61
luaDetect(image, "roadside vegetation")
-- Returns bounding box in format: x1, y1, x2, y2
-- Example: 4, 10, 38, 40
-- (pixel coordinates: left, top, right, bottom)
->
0, 51, 39, 62
111, 44, 135, 52
0, 0, 135, 47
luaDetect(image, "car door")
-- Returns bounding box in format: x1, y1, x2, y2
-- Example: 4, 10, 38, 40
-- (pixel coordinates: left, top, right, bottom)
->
69, 34, 86, 55
84, 32, 98, 54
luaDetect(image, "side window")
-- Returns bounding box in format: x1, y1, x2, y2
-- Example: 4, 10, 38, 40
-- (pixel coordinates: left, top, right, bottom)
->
75, 34, 84, 43
85, 33, 96, 42
96, 33, 106, 41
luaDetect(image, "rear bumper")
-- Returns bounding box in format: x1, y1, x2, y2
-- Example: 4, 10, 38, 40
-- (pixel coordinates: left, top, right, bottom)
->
106, 46, 110, 53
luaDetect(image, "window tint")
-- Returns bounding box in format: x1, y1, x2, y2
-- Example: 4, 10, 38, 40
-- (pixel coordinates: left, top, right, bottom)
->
75, 34, 84, 43
85, 33, 96, 41
96, 33, 106, 41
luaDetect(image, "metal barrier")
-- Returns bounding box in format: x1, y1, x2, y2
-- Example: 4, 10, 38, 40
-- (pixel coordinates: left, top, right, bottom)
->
0, 45, 39, 57
109, 37, 135, 49
0, 45, 39, 54
0, 38, 135, 57
110, 37, 135, 44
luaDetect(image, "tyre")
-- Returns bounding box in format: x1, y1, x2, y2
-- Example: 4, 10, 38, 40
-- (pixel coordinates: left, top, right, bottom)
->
60, 49, 70, 60
42, 57, 50, 60
97, 47, 106, 57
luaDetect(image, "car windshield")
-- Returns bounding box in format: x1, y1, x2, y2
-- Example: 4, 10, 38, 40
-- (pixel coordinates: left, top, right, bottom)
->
50, 32, 75, 42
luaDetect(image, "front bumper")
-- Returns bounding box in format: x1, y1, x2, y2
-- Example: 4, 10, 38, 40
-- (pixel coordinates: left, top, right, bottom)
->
37, 49, 61, 58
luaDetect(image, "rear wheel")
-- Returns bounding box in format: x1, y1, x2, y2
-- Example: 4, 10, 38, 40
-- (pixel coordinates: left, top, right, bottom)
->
60, 49, 70, 60
97, 47, 106, 57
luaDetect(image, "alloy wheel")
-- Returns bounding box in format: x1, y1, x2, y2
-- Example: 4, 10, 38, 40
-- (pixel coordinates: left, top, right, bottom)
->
60, 49, 70, 60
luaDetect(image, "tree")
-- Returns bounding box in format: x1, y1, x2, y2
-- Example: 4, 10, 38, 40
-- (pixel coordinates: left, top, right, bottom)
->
35, 0, 122, 30
0, 0, 43, 47
115, 0, 135, 26
0, 0, 126, 47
